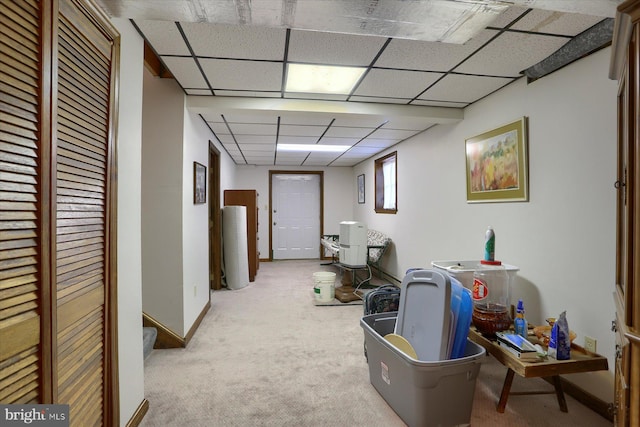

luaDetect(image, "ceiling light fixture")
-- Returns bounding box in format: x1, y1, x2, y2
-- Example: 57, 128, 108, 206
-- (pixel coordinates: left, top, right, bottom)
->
277, 144, 350, 153
286, 64, 366, 94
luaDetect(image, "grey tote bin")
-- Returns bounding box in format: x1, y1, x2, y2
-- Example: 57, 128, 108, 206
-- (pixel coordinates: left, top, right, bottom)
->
360, 313, 485, 427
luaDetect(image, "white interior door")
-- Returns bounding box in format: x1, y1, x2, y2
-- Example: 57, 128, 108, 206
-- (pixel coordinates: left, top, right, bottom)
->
272, 174, 321, 259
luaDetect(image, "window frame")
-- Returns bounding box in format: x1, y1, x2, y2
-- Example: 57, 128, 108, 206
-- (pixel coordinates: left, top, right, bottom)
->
374, 151, 397, 214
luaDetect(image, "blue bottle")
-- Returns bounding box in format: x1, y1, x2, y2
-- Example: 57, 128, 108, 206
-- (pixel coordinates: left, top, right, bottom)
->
514, 299, 528, 337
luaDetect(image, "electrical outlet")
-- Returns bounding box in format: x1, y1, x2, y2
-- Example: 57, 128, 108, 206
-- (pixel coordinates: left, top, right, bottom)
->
194, 285, 197, 297
584, 336, 597, 353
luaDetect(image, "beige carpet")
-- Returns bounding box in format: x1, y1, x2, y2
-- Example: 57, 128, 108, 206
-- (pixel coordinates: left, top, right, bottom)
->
140, 260, 612, 427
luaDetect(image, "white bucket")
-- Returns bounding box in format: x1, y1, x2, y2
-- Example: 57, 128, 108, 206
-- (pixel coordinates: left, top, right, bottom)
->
313, 272, 336, 302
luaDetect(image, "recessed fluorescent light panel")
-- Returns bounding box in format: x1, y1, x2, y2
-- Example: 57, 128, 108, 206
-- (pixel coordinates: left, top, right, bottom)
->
286, 64, 366, 94
277, 144, 350, 153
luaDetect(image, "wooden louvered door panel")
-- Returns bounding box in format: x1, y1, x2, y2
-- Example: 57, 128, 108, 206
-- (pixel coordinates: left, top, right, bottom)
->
1, 0, 118, 424
0, 0, 43, 404
55, 0, 117, 425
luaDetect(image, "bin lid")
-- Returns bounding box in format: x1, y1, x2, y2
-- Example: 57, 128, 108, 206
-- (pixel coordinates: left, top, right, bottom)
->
394, 269, 451, 361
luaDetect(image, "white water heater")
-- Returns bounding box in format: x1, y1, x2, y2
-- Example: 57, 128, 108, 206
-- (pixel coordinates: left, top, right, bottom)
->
339, 221, 367, 267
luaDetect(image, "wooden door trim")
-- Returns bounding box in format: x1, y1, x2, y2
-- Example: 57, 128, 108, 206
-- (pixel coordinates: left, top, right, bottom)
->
40, 0, 55, 404
209, 143, 222, 290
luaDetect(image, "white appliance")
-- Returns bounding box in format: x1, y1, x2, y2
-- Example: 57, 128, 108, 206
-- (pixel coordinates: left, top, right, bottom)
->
339, 221, 367, 267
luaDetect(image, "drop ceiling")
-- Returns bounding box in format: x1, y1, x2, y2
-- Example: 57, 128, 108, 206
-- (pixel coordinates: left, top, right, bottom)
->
95, 0, 617, 167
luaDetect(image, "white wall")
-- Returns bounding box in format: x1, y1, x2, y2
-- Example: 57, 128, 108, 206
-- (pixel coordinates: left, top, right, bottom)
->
112, 18, 145, 426
182, 111, 212, 329
142, 78, 239, 336
234, 165, 354, 258
141, 70, 185, 335
354, 47, 617, 402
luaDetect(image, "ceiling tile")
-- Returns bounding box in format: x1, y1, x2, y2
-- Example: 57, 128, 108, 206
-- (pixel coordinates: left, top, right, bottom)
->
186, 89, 213, 95
125, 2, 609, 168
215, 91, 282, 98
209, 122, 229, 135
346, 146, 383, 155
419, 74, 514, 104
454, 32, 569, 77
228, 123, 277, 135
325, 127, 374, 138
281, 117, 333, 126
181, 23, 286, 60
277, 136, 319, 144
411, 100, 469, 108
135, 20, 190, 55
276, 160, 308, 165
284, 92, 349, 101
511, 10, 605, 36
233, 135, 276, 144
319, 137, 361, 145
221, 143, 240, 153
489, 6, 530, 28
244, 155, 275, 162
370, 128, 418, 140
251, 159, 276, 165
287, 29, 387, 66
222, 113, 279, 124
161, 56, 208, 88
354, 69, 443, 98
279, 125, 326, 137
332, 117, 387, 128
237, 143, 276, 151
358, 139, 399, 148
374, 30, 498, 72
383, 119, 432, 131
275, 154, 308, 162
306, 152, 343, 162
331, 160, 359, 167
349, 96, 411, 104
200, 59, 283, 91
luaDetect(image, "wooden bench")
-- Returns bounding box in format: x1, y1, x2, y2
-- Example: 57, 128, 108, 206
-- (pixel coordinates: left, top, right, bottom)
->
468, 327, 608, 413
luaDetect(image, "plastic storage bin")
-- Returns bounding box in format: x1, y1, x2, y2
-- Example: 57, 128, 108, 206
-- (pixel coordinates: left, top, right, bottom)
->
361, 313, 486, 427
431, 260, 519, 291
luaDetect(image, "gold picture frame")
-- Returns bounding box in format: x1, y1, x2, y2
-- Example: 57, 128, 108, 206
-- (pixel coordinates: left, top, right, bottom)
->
465, 117, 528, 203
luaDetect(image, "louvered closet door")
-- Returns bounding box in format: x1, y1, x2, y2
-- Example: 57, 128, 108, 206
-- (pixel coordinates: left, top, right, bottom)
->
55, 0, 117, 424
1, 0, 118, 423
0, 0, 43, 404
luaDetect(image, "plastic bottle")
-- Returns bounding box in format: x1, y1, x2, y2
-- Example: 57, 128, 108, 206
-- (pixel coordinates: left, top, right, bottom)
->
514, 299, 528, 337
484, 226, 495, 261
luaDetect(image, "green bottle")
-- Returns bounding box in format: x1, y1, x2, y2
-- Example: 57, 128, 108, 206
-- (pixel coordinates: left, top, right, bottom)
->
484, 226, 495, 261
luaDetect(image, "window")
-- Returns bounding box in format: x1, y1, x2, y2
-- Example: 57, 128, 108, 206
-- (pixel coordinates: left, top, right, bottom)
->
374, 151, 397, 214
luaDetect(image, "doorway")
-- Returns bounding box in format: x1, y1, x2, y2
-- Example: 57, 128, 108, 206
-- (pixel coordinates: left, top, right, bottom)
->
270, 171, 323, 260
209, 143, 222, 289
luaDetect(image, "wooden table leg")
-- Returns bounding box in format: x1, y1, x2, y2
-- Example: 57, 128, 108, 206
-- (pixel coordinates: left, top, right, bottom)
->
497, 368, 515, 413
551, 375, 568, 412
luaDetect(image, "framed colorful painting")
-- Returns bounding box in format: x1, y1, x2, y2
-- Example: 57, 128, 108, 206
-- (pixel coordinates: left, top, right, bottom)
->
465, 117, 529, 203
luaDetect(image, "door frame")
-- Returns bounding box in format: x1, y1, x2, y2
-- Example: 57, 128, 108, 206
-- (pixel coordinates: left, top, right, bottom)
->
269, 171, 324, 261
209, 142, 222, 290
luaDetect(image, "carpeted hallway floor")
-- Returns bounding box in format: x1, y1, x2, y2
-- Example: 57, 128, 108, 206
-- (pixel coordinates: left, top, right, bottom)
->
140, 260, 612, 427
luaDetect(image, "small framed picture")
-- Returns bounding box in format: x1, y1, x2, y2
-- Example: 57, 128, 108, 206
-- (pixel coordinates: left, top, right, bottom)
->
357, 174, 365, 204
194, 161, 207, 204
